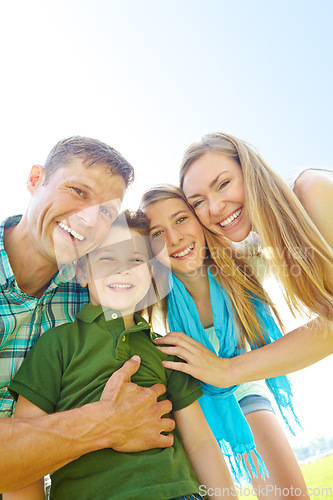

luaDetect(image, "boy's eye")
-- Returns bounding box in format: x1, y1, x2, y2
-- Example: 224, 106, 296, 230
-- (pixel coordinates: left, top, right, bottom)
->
100, 256, 114, 262
99, 206, 113, 218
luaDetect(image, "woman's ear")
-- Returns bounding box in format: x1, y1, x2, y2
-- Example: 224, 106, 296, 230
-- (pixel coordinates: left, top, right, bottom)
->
75, 259, 89, 287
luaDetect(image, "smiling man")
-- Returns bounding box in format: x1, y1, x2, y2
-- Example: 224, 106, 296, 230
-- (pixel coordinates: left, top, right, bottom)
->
0, 137, 174, 493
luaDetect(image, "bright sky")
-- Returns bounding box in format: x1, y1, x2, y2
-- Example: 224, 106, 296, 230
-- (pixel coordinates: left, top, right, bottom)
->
1, 0, 332, 448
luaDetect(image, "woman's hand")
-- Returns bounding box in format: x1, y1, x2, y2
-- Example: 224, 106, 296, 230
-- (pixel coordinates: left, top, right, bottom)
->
154, 331, 233, 388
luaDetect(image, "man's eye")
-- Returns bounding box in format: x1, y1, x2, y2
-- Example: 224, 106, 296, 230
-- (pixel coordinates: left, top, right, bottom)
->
100, 257, 114, 262
176, 216, 187, 224
71, 187, 85, 197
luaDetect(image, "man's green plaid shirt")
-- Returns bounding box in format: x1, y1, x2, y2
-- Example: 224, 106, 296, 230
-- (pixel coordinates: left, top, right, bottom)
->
0, 215, 89, 416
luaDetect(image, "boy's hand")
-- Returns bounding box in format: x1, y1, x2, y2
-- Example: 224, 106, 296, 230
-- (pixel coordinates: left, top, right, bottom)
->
99, 355, 175, 452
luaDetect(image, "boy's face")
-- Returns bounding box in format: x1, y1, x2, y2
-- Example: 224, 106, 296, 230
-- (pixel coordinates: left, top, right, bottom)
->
84, 226, 152, 315
26, 158, 126, 266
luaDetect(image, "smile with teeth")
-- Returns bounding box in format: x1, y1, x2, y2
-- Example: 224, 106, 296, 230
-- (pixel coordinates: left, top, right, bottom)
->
171, 243, 194, 258
219, 208, 242, 228
108, 283, 134, 291
58, 222, 85, 241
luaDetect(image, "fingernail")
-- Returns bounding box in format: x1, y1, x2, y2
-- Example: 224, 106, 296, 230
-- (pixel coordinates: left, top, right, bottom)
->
132, 355, 140, 362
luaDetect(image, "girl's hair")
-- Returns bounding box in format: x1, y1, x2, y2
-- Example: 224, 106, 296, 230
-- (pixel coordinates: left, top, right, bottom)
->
179, 133, 333, 321
141, 185, 283, 348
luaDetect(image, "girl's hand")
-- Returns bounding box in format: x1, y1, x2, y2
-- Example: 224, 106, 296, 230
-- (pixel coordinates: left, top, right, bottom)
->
154, 331, 232, 388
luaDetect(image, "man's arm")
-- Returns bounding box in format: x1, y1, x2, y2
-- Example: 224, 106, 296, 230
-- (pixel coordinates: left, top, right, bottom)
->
0, 356, 175, 493
174, 401, 236, 499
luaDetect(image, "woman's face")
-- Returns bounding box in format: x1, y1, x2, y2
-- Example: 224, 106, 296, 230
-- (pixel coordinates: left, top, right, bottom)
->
145, 197, 207, 277
182, 151, 252, 242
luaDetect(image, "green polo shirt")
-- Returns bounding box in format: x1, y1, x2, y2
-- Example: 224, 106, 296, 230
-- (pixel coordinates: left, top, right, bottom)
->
9, 304, 203, 500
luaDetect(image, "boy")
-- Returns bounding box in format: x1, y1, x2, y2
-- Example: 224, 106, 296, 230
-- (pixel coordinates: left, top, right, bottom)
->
6, 211, 233, 500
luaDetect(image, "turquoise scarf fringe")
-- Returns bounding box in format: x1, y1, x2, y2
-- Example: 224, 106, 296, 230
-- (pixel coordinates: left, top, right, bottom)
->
167, 270, 300, 484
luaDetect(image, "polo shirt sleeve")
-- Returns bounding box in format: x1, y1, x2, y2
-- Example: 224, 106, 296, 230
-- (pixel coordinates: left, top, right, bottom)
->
8, 328, 64, 414
165, 362, 203, 412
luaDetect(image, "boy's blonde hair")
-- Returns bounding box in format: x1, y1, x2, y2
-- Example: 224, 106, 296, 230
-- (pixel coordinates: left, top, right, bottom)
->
179, 133, 333, 321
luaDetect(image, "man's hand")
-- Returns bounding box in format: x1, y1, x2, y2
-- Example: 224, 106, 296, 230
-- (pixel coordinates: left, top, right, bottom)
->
97, 355, 175, 452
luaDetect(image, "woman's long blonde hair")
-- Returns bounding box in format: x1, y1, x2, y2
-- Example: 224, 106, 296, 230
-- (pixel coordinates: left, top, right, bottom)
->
141, 185, 284, 348
179, 133, 333, 321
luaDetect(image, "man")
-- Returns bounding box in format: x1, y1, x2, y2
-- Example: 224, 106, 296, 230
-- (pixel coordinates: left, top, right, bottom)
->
0, 137, 174, 492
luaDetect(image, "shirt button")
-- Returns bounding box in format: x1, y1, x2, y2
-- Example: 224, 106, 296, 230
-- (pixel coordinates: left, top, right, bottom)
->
122, 335, 126, 342
111, 313, 118, 319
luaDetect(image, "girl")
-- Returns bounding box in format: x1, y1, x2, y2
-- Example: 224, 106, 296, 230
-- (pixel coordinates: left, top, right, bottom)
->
142, 186, 309, 499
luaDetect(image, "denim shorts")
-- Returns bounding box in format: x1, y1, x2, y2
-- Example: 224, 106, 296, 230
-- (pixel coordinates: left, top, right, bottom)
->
238, 394, 275, 416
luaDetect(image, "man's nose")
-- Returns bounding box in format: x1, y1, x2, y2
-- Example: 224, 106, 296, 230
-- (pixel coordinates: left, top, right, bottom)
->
76, 204, 100, 226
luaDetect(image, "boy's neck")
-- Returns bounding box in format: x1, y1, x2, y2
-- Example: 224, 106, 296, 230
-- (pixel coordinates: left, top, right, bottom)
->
122, 313, 136, 329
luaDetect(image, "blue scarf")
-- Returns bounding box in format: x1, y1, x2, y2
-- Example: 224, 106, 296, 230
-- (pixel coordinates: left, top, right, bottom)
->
168, 270, 300, 484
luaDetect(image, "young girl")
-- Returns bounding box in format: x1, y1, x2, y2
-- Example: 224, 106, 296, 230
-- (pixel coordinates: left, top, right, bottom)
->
5, 211, 232, 500
163, 132, 332, 384
141, 186, 309, 499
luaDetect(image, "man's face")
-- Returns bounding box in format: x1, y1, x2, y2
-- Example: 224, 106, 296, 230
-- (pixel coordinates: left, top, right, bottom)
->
26, 158, 126, 266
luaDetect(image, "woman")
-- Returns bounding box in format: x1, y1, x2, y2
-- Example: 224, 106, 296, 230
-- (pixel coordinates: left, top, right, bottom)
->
155, 133, 332, 387
141, 185, 309, 498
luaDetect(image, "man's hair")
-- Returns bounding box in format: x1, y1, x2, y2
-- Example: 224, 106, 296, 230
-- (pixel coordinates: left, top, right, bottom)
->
43, 136, 134, 187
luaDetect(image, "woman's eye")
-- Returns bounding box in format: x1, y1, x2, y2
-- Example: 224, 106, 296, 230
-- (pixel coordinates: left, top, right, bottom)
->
218, 180, 230, 190
192, 200, 203, 209
100, 257, 114, 262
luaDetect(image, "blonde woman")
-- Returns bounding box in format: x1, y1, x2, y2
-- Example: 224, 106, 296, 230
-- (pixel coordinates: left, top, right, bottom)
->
141, 185, 309, 499
157, 133, 332, 388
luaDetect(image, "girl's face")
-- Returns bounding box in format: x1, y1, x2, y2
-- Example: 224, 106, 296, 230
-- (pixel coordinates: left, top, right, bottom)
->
145, 197, 207, 277
83, 227, 152, 315
182, 151, 252, 242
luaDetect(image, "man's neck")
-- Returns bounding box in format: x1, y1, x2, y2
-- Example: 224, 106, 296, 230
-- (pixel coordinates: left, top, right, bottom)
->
3, 221, 59, 298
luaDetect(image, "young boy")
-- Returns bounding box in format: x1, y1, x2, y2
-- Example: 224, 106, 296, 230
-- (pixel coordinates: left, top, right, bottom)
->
6, 211, 234, 500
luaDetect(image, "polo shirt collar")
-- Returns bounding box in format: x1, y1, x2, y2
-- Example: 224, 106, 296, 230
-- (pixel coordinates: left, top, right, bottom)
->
76, 304, 155, 336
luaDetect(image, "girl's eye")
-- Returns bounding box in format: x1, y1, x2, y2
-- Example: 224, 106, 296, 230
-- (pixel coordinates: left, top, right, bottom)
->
176, 216, 187, 224
151, 230, 163, 238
